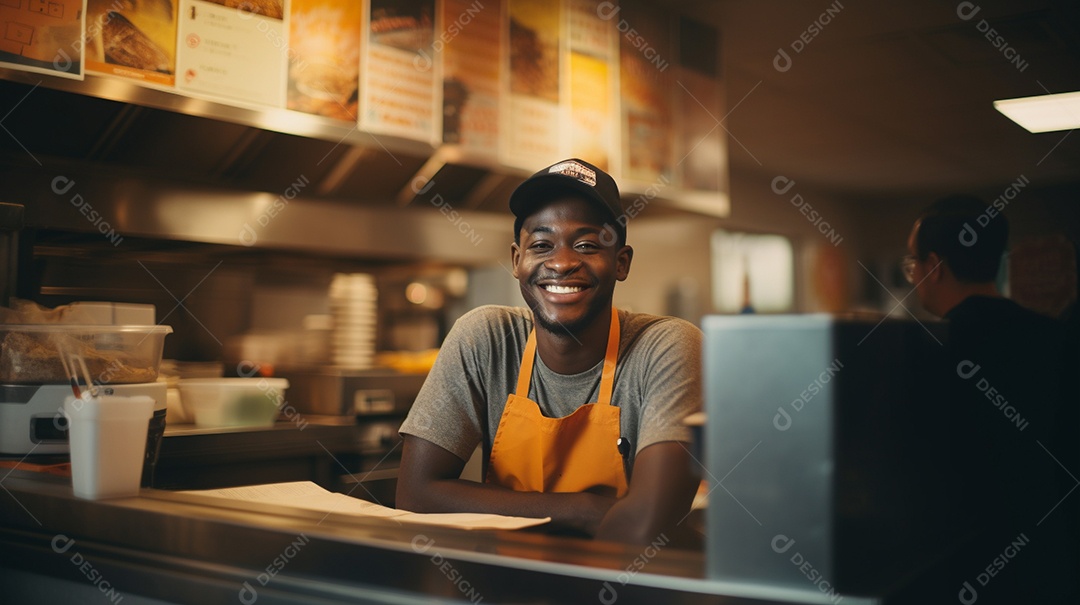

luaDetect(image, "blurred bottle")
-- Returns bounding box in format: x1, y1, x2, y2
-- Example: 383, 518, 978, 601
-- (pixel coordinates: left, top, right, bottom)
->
739, 257, 755, 314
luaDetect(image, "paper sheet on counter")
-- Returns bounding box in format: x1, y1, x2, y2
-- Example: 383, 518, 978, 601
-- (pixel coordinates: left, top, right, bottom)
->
178, 481, 551, 530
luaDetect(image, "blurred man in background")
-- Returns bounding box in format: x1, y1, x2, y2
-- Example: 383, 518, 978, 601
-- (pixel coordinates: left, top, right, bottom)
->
900, 195, 1076, 604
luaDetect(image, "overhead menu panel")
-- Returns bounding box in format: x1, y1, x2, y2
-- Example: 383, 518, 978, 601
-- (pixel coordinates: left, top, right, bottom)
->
500, 0, 561, 170
360, 0, 439, 144
175, 0, 289, 107
85, 0, 179, 87
675, 15, 726, 195
0, 0, 731, 217
438, 0, 501, 158
0, 0, 85, 79
617, 0, 673, 185
286, 0, 362, 121
566, 0, 615, 171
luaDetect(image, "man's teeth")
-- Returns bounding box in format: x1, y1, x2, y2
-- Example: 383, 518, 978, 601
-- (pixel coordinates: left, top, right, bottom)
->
543, 285, 584, 294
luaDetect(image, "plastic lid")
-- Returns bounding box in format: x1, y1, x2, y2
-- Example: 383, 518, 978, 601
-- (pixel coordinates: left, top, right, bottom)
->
63, 394, 156, 420
0, 324, 173, 334
177, 378, 289, 388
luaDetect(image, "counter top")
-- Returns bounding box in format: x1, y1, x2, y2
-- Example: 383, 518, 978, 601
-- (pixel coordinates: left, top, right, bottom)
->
0, 469, 873, 604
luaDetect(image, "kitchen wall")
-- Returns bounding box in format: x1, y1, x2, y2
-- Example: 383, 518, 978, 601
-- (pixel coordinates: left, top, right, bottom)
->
615, 169, 865, 322
849, 184, 1080, 259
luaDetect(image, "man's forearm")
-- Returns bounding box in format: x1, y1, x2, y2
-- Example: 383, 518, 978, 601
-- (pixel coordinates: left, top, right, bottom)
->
594, 495, 674, 544
593, 442, 699, 544
399, 477, 616, 535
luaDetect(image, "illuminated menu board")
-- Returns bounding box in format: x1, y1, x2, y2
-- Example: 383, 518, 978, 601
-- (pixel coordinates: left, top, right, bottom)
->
0, 0, 728, 205
287, 0, 362, 121
501, 0, 561, 170
175, 0, 288, 107
617, 0, 674, 184
0, 0, 86, 79
360, 0, 439, 143
439, 0, 501, 157
85, 0, 179, 87
676, 15, 726, 194
567, 0, 615, 171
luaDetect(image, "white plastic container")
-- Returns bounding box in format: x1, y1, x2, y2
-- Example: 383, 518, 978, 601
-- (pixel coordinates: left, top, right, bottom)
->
177, 378, 289, 428
64, 394, 155, 499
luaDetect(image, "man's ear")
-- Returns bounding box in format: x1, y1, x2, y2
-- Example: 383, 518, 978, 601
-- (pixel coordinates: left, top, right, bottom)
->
510, 241, 521, 279
616, 245, 633, 281
925, 252, 944, 282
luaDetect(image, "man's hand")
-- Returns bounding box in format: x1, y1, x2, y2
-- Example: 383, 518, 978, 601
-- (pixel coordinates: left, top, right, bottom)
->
594, 441, 699, 545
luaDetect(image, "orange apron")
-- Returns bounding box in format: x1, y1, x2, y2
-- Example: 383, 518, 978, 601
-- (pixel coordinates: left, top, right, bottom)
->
487, 309, 629, 498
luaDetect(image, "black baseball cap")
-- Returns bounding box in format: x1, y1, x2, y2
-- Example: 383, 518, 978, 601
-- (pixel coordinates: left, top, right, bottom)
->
509, 158, 625, 242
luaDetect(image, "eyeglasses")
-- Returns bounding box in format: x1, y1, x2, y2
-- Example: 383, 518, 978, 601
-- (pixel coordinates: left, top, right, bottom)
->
900, 255, 916, 284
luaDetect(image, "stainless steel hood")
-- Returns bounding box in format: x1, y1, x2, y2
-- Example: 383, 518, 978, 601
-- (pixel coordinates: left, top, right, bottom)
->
0, 70, 515, 206
0, 69, 724, 264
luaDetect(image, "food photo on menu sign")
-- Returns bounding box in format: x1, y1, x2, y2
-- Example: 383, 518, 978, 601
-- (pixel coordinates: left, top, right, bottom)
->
286, 0, 362, 121
369, 0, 433, 53
84, 0, 180, 86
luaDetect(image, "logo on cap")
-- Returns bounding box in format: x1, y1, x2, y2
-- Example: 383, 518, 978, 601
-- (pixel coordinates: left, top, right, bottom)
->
548, 161, 597, 187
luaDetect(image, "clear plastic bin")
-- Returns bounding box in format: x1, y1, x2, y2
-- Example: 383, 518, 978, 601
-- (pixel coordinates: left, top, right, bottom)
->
0, 324, 172, 384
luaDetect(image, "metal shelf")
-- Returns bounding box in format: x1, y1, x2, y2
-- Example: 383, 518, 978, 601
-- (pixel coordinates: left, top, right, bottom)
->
0, 67, 436, 160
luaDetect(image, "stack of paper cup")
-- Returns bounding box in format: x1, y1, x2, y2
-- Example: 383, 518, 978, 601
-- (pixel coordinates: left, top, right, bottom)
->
330, 273, 378, 369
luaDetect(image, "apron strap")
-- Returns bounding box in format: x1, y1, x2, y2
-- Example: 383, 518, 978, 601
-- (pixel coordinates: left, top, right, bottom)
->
516, 329, 538, 398
598, 309, 620, 407
517, 308, 620, 403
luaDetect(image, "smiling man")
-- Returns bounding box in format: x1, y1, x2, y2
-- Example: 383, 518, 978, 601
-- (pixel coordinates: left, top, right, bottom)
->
396, 159, 703, 544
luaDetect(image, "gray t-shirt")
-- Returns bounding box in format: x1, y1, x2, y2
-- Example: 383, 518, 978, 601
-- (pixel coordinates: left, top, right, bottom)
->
399, 305, 703, 479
